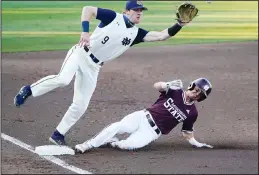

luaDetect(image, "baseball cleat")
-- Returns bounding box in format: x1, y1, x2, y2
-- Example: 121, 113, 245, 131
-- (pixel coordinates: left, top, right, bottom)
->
49, 130, 66, 145
14, 85, 32, 107
74, 145, 85, 154
74, 142, 93, 154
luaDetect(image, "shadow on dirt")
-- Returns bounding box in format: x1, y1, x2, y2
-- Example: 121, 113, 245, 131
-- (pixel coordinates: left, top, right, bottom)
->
96, 141, 258, 153
148, 141, 258, 151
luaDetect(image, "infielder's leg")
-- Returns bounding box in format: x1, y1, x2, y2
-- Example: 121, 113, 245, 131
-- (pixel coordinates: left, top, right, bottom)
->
14, 45, 79, 107
75, 110, 143, 153
31, 45, 79, 96
50, 54, 99, 145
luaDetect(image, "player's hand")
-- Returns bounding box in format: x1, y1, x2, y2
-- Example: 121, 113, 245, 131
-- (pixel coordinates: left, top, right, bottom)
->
201, 143, 213, 148
177, 19, 189, 27
79, 32, 90, 47
193, 143, 213, 149
168, 79, 183, 90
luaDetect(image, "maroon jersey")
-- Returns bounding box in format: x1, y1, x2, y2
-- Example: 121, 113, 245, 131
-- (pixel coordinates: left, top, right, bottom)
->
146, 88, 198, 134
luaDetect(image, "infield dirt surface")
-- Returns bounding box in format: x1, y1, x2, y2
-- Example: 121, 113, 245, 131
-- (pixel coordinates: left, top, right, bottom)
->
2, 41, 258, 174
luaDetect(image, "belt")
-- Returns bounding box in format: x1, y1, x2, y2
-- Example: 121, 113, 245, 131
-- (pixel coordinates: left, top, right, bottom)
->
146, 112, 161, 135
84, 46, 104, 66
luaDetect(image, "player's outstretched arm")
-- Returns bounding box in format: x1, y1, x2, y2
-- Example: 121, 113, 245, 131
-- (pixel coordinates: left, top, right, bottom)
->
182, 131, 213, 148
143, 22, 184, 42
143, 2, 199, 42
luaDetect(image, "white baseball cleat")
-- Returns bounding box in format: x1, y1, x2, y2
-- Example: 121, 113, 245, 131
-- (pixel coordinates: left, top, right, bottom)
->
74, 142, 93, 154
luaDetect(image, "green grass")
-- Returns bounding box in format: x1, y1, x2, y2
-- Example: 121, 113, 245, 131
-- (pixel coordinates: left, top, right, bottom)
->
2, 1, 258, 52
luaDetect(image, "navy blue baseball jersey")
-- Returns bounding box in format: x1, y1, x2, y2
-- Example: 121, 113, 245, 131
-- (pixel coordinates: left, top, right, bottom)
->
146, 88, 198, 134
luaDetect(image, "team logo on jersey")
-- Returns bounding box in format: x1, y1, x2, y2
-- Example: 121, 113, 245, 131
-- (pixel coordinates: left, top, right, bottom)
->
164, 98, 187, 122
122, 37, 131, 46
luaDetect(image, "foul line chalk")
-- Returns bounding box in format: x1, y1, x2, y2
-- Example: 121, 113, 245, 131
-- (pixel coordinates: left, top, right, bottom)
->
1, 133, 92, 174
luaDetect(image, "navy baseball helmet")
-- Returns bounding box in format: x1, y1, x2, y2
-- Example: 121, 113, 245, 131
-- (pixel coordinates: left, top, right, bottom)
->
187, 78, 212, 102
126, 0, 148, 11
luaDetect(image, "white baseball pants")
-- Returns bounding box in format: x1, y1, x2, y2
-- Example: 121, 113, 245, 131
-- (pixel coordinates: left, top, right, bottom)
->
30, 45, 101, 135
84, 109, 161, 150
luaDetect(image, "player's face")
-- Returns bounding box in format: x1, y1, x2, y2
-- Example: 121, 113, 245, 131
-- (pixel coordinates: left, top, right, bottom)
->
187, 86, 203, 101
127, 8, 143, 24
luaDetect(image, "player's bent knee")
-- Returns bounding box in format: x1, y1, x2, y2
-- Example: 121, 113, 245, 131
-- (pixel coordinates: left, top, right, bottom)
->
107, 122, 121, 131
115, 140, 145, 150
58, 80, 70, 87
56, 77, 71, 87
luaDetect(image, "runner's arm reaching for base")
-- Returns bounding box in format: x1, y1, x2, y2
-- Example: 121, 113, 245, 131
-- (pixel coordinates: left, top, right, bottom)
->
181, 118, 213, 148
182, 131, 213, 148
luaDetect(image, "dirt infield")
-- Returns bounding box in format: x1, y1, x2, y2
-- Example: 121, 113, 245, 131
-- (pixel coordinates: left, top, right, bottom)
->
2, 42, 258, 174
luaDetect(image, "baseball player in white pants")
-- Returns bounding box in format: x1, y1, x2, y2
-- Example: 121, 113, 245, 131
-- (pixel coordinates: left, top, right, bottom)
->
77, 109, 162, 151
75, 78, 214, 153
14, 1, 193, 145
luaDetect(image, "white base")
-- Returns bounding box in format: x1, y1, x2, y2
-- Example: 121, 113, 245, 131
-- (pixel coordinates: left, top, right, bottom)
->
35, 145, 75, 156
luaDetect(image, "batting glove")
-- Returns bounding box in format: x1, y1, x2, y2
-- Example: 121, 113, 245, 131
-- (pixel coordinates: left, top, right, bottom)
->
167, 79, 183, 90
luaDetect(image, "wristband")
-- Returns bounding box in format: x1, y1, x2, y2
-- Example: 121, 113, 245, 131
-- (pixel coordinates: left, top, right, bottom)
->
168, 23, 182, 36
82, 21, 89, 32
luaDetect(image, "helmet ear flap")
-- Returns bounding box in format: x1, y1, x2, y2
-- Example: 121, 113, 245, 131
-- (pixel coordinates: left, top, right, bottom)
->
197, 92, 207, 102
188, 82, 195, 90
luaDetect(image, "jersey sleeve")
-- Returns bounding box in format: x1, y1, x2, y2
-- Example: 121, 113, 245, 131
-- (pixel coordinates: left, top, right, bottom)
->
158, 87, 176, 97
131, 28, 149, 46
181, 112, 198, 132
96, 8, 116, 25
166, 88, 175, 96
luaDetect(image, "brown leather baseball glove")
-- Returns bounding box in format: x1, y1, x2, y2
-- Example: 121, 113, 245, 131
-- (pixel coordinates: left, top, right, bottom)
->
176, 2, 199, 24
